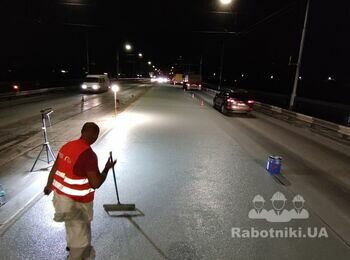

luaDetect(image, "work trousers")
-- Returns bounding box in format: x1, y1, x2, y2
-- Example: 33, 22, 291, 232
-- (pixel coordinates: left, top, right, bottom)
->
53, 192, 95, 260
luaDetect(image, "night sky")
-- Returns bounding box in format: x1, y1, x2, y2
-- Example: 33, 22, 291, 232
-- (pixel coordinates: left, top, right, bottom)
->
0, 0, 349, 104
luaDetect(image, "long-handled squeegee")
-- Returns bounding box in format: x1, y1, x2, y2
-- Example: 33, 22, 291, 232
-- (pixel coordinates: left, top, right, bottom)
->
103, 152, 136, 212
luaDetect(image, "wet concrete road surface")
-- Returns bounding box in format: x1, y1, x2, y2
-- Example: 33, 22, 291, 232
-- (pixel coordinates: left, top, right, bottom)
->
1, 84, 350, 259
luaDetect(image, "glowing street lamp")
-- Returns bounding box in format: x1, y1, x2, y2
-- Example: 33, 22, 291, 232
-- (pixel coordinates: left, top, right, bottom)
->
219, 0, 232, 5
148, 61, 152, 65
117, 43, 133, 79
125, 44, 132, 51
111, 84, 120, 116
117, 43, 148, 79
112, 84, 120, 93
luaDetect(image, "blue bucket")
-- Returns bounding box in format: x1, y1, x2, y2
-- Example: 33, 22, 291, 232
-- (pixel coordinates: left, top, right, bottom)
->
266, 155, 282, 175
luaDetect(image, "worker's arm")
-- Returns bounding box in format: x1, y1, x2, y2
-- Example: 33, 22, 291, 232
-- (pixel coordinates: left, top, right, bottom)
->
43, 158, 58, 195
87, 158, 116, 189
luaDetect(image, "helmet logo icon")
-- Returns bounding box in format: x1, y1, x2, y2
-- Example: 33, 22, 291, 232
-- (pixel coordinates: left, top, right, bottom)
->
248, 192, 309, 223
271, 191, 287, 215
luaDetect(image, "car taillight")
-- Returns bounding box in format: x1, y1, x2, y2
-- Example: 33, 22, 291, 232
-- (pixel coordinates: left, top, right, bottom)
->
247, 100, 255, 104
227, 98, 237, 104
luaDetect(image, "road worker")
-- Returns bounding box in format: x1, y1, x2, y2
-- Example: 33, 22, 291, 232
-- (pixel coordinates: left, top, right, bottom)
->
44, 122, 116, 260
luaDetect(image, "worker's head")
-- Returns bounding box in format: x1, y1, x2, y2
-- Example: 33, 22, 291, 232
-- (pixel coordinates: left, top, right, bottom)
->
81, 122, 100, 145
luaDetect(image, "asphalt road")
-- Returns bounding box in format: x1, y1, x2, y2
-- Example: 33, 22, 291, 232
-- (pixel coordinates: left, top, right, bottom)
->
0, 82, 151, 220
0, 84, 349, 259
0, 82, 149, 167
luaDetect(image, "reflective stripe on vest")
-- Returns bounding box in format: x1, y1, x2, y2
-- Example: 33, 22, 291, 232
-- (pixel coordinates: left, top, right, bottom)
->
52, 179, 94, 197
55, 170, 89, 185
53, 138, 96, 202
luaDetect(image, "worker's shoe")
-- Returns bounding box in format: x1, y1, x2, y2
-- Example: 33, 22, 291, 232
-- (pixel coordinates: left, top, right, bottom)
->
66, 246, 70, 252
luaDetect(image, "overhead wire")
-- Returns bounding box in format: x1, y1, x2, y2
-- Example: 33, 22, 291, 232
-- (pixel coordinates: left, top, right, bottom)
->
242, 1, 298, 35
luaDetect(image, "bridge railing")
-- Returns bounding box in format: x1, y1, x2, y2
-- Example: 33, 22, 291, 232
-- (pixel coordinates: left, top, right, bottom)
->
203, 83, 350, 126
202, 86, 350, 142
0, 78, 151, 101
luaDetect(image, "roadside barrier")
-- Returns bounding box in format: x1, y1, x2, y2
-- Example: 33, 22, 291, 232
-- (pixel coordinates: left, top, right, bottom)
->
202, 87, 350, 141
0, 86, 72, 100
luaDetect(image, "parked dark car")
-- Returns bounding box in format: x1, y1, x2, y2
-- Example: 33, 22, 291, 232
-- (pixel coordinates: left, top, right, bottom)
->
213, 89, 255, 114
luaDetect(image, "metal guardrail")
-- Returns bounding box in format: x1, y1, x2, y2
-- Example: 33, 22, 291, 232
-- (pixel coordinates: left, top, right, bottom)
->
202, 87, 350, 141
0, 79, 151, 100
203, 82, 350, 126
0, 87, 67, 99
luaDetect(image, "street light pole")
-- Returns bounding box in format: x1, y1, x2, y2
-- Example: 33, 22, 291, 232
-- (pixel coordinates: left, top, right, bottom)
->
114, 91, 117, 115
116, 43, 132, 80
217, 0, 235, 90
200, 55, 203, 82
116, 50, 120, 79
218, 40, 225, 90
86, 32, 90, 74
111, 84, 120, 117
289, 0, 311, 110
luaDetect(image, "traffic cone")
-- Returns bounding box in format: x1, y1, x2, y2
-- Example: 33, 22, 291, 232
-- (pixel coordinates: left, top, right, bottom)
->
192, 93, 194, 98
200, 100, 204, 107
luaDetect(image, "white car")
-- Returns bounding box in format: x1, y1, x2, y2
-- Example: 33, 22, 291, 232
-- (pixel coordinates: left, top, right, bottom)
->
81, 75, 110, 93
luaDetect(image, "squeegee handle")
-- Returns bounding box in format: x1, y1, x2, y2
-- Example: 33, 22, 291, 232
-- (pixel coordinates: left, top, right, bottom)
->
109, 151, 120, 204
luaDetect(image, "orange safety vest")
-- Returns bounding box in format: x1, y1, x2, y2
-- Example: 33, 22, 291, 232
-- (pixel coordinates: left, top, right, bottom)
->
52, 139, 95, 203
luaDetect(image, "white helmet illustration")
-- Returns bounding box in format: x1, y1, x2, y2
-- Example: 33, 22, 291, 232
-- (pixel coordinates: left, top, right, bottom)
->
271, 192, 287, 201
292, 195, 305, 203
253, 195, 265, 203
252, 195, 265, 211
292, 195, 305, 210
271, 192, 287, 211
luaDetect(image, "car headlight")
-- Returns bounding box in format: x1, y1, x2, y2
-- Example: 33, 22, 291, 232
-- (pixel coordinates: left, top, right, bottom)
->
81, 84, 87, 89
92, 84, 100, 90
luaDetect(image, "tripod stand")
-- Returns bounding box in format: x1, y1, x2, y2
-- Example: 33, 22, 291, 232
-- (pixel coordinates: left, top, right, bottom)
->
30, 108, 56, 172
